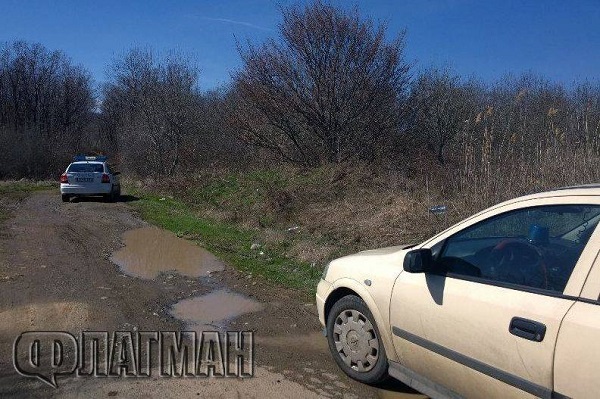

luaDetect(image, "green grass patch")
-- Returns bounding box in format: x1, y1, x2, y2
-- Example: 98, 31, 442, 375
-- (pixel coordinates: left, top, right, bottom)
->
0, 180, 57, 194
128, 187, 322, 293
189, 169, 289, 210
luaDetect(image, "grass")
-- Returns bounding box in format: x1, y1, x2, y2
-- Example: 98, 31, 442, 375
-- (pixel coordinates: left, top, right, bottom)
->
124, 164, 457, 294
128, 188, 323, 292
129, 155, 600, 296
4, 148, 596, 297
0, 180, 57, 194
2, 145, 597, 297
0, 178, 323, 292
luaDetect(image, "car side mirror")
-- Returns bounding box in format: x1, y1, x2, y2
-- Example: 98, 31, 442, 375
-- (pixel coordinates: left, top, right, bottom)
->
403, 248, 433, 273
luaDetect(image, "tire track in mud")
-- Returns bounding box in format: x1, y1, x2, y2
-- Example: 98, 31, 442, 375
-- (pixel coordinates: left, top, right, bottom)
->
0, 191, 419, 398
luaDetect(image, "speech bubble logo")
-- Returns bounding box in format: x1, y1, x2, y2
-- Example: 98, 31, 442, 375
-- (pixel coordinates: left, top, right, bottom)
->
13, 331, 78, 388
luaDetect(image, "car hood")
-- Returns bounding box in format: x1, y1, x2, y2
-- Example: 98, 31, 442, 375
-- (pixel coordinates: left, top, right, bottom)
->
352, 244, 416, 257
325, 244, 415, 283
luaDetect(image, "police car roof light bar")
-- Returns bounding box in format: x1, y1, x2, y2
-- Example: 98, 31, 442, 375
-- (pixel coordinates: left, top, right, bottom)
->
73, 155, 108, 162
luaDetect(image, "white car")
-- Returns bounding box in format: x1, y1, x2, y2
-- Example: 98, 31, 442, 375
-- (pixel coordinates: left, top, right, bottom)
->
317, 185, 600, 399
60, 156, 121, 202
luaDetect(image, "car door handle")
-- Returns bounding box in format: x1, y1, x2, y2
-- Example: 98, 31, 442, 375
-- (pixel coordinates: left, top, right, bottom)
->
509, 317, 546, 342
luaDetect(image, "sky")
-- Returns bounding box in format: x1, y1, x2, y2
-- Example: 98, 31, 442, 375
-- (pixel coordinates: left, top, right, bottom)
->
1, 0, 599, 90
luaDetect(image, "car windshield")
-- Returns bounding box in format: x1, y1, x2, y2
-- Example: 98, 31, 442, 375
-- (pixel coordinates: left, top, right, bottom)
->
68, 163, 104, 173
458, 205, 600, 241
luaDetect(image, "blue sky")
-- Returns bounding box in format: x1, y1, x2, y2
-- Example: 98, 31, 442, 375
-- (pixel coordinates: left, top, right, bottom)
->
1, 0, 599, 90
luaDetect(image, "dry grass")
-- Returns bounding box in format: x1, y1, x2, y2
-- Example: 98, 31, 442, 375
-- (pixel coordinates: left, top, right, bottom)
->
135, 140, 600, 268
138, 164, 461, 266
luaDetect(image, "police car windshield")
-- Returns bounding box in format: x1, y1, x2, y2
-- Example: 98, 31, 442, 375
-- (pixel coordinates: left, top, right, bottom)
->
68, 163, 104, 173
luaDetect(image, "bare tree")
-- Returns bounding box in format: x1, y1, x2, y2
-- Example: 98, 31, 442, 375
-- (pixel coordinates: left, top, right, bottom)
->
102, 48, 249, 175
232, 1, 410, 166
571, 81, 600, 150
0, 40, 95, 178
407, 68, 479, 164
102, 48, 202, 175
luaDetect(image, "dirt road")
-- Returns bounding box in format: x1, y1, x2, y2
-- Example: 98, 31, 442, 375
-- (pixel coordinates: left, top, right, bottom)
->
0, 191, 421, 398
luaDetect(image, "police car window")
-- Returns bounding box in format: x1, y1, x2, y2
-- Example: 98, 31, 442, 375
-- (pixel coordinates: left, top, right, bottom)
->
438, 205, 600, 293
68, 163, 104, 173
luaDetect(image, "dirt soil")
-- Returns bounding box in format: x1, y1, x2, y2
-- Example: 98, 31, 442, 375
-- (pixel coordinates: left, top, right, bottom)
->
0, 191, 423, 398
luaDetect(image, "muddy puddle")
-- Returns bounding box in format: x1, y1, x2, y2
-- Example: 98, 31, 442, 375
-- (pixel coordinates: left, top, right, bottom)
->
170, 289, 264, 331
110, 226, 224, 279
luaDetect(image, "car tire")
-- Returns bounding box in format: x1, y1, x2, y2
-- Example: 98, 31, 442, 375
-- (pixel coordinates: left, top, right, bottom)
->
326, 295, 389, 384
104, 187, 116, 203
61, 194, 70, 202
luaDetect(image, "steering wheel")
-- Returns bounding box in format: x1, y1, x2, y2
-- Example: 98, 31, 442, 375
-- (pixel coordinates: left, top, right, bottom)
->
488, 239, 548, 289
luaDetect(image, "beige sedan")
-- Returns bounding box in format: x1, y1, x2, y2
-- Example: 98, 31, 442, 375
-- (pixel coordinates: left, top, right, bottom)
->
317, 185, 600, 399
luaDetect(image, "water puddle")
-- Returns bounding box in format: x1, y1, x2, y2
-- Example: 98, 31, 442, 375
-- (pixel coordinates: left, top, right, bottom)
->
170, 289, 264, 331
110, 226, 224, 279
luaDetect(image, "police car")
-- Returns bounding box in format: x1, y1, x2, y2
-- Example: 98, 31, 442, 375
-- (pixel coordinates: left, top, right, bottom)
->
59, 155, 121, 202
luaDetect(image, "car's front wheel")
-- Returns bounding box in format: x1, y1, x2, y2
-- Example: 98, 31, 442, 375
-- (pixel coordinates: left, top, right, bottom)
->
326, 295, 388, 384
61, 194, 70, 202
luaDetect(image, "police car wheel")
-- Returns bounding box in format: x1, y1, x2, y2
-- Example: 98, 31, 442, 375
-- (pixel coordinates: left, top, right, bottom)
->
103, 191, 114, 203
61, 194, 70, 202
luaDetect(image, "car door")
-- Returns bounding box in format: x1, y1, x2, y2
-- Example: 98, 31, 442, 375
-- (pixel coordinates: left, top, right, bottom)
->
389, 201, 600, 399
553, 243, 600, 399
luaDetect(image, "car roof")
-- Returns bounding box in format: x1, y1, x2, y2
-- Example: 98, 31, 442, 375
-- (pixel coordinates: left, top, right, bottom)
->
486, 184, 600, 212
70, 161, 105, 164
420, 184, 600, 248
529, 184, 600, 199
552, 183, 600, 191
459, 184, 600, 219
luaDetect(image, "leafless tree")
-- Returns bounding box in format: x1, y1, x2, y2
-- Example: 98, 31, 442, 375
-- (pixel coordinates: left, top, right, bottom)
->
102, 49, 202, 175
571, 81, 600, 149
102, 48, 251, 176
407, 68, 479, 164
0, 41, 95, 178
232, 1, 410, 166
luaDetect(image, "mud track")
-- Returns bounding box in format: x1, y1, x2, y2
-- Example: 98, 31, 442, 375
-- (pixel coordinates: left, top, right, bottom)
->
0, 191, 421, 398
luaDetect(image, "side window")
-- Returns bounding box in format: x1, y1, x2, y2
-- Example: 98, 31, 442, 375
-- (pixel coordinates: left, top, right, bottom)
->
438, 205, 600, 293
105, 164, 112, 174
